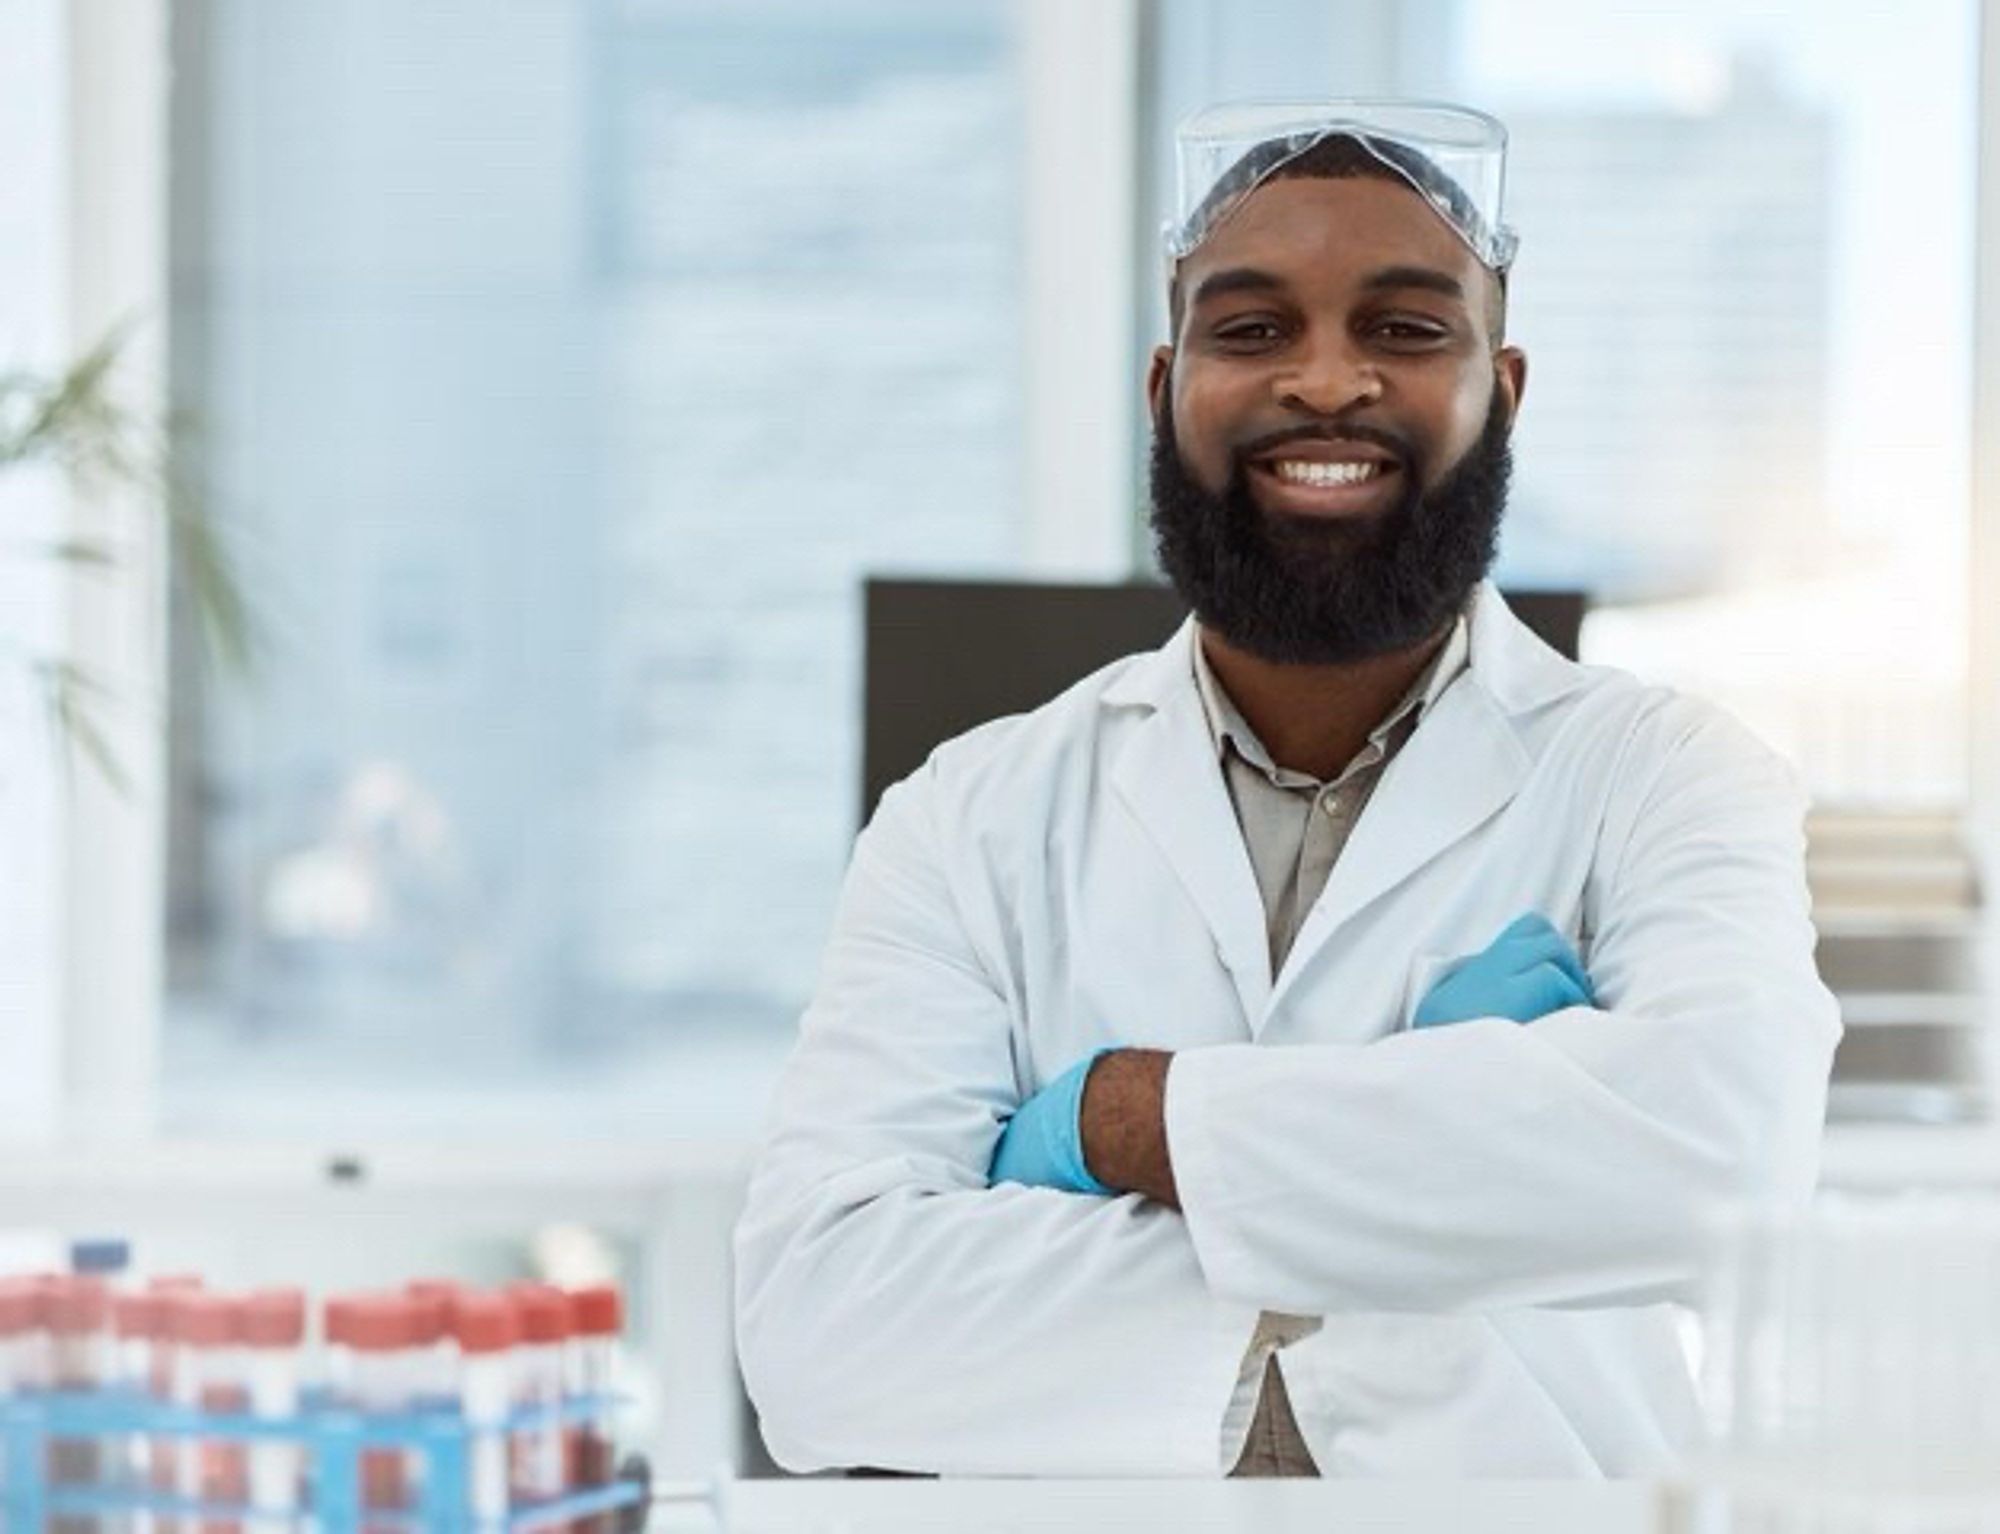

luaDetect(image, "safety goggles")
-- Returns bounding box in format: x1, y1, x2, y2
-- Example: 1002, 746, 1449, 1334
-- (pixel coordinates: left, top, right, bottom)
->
1167, 99, 1518, 274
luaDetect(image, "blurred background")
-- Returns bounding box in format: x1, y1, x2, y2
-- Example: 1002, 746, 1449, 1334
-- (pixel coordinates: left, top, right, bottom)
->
2, 0, 1997, 1479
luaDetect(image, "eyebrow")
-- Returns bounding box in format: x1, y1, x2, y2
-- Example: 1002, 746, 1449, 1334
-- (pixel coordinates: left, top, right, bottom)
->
1361, 264, 1466, 302
1186, 266, 1288, 310
1187, 262, 1469, 313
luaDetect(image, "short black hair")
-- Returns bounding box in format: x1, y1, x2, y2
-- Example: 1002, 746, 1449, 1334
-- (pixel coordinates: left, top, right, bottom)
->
1167, 131, 1509, 342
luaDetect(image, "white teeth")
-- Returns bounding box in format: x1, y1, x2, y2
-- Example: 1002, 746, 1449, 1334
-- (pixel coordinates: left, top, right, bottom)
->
1272, 459, 1383, 487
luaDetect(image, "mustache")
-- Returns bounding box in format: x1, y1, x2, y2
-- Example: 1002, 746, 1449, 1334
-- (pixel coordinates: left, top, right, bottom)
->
1232, 421, 1417, 473
1148, 389, 1512, 667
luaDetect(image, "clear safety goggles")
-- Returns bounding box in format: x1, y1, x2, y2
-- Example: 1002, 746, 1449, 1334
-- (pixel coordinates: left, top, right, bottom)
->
1167, 100, 1518, 274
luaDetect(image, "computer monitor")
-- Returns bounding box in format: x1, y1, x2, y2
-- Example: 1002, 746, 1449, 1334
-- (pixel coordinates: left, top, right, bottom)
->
861, 578, 1586, 824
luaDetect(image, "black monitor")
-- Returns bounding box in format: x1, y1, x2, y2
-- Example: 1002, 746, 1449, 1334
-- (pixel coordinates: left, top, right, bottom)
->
861, 578, 1586, 824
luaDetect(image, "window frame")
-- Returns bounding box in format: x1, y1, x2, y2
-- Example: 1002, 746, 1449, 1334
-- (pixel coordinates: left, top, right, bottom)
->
51, 0, 170, 1140
1972, 0, 2000, 1053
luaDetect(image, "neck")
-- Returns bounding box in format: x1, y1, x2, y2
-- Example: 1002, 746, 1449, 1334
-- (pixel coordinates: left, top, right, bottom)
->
1198, 623, 1452, 782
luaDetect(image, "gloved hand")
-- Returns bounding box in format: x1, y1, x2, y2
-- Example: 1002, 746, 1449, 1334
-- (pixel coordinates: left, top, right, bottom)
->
1412, 912, 1596, 1030
988, 1047, 1115, 1195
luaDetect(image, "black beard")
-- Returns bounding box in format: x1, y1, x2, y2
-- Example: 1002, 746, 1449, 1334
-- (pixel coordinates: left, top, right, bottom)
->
1147, 390, 1513, 665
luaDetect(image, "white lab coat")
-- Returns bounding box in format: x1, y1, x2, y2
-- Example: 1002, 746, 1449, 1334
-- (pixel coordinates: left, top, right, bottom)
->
734, 582, 1839, 1477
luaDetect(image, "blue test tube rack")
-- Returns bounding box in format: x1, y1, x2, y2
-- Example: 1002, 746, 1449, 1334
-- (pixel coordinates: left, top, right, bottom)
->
0, 1387, 656, 1531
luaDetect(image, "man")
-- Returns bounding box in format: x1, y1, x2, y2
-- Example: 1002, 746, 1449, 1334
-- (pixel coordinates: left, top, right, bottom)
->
734, 101, 1839, 1478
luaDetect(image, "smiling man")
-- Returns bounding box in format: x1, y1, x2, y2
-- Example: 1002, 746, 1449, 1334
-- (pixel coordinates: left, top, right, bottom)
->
735, 102, 1839, 1479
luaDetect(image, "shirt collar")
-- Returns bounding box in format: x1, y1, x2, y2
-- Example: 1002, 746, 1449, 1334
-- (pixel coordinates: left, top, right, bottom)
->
1190, 611, 1471, 783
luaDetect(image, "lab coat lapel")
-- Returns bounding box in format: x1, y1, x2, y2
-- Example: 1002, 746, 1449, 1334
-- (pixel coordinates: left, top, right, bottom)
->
1267, 650, 1532, 1017
1099, 592, 1581, 1030
1106, 632, 1272, 1029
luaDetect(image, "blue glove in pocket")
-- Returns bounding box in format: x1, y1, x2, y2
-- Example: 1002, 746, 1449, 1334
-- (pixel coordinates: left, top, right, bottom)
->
1487, 913, 1593, 999
1412, 914, 1596, 1030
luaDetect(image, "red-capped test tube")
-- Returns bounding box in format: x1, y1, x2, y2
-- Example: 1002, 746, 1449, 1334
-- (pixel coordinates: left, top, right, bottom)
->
345, 1295, 417, 1531
241, 1290, 304, 1525
452, 1294, 518, 1527
148, 1278, 205, 1534
49, 1275, 111, 1534
9, 1281, 55, 1520
113, 1290, 158, 1398
112, 1291, 161, 1533
0, 1280, 36, 1506
395, 1289, 455, 1510
172, 1292, 248, 1534
49, 1275, 112, 1393
322, 1295, 357, 1400
508, 1286, 570, 1508
404, 1283, 459, 1412
0, 1282, 35, 1511
20, 1278, 56, 1398
565, 1286, 623, 1533
0, 1278, 39, 1399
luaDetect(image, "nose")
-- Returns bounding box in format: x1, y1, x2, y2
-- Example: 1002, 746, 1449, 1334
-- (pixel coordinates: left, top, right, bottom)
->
1272, 332, 1384, 416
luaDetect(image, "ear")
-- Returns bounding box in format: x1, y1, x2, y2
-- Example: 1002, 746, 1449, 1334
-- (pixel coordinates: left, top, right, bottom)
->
1494, 345, 1528, 427
1146, 345, 1174, 424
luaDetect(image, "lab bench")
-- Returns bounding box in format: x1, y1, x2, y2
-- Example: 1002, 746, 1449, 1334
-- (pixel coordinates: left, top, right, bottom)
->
659, 1479, 1667, 1532
0, 1119, 1991, 1492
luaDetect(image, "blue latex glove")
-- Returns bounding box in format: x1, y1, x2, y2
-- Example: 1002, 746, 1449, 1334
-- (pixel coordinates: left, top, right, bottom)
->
1412, 913, 1596, 1030
988, 1047, 1115, 1195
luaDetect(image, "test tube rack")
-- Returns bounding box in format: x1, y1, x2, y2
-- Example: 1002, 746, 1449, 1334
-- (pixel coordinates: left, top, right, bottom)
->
0, 1388, 662, 1531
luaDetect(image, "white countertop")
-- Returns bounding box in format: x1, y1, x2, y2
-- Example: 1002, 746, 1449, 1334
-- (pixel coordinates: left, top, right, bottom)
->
653, 1479, 1668, 1534
0, 1118, 1989, 1194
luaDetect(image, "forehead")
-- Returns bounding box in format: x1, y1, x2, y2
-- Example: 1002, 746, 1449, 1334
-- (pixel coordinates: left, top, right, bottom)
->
1180, 174, 1480, 301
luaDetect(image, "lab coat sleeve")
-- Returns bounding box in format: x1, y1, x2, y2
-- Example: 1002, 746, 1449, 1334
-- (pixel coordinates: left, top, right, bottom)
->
733, 765, 1255, 1476
1165, 701, 1842, 1316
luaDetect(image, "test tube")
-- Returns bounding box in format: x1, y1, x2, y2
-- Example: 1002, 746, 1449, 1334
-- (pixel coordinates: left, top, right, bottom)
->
112, 1291, 161, 1534
0, 1278, 35, 1399
49, 1274, 112, 1534
396, 1288, 453, 1510
68, 1235, 128, 1513
0, 1281, 30, 1507
148, 1279, 205, 1534
20, 1276, 55, 1397
322, 1295, 356, 1399
113, 1290, 158, 1398
345, 1295, 416, 1533
10, 1280, 54, 1525
404, 1282, 462, 1412
0, 1280, 43, 1509
506, 1286, 570, 1509
564, 1286, 622, 1534
172, 1292, 247, 1534
452, 1294, 519, 1529
240, 1290, 304, 1527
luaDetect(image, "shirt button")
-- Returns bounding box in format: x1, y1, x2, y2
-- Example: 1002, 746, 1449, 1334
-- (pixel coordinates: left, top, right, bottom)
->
1322, 796, 1345, 818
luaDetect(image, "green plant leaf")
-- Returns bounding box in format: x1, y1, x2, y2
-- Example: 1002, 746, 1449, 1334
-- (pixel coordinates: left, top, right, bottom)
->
32, 655, 131, 796
4, 326, 260, 791
36, 539, 121, 569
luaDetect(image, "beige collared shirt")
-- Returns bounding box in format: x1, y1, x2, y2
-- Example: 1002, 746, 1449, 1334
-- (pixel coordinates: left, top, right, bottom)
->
1190, 616, 1471, 1476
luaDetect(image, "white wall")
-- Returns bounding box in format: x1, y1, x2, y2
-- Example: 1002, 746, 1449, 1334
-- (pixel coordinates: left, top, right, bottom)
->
0, 0, 71, 1141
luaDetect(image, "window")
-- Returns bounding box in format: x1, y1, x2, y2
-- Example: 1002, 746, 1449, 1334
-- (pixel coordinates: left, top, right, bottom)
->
1138, 0, 1978, 810
164, 0, 1028, 1134
1461, 1, 1975, 810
